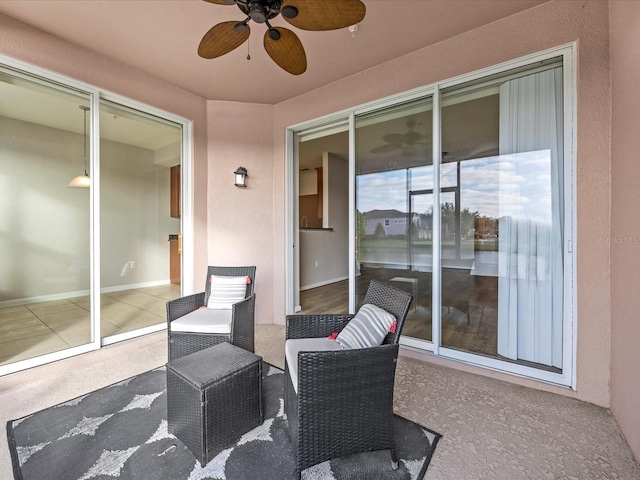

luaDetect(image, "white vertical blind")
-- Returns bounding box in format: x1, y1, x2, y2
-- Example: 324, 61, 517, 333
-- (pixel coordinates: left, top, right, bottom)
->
497, 67, 564, 369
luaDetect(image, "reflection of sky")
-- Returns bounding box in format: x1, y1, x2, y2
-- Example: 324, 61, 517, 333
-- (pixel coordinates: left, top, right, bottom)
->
357, 170, 408, 213
357, 150, 554, 222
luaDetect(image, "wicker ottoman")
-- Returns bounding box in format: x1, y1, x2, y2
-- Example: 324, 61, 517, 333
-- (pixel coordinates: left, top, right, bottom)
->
166, 341, 263, 465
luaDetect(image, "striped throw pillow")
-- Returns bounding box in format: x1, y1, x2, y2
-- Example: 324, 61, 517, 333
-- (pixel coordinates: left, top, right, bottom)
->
336, 303, 396, 349
207, 275, 248, 309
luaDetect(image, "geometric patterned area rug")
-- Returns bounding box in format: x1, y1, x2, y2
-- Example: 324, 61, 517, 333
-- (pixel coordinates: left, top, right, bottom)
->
7, 363, 440, 480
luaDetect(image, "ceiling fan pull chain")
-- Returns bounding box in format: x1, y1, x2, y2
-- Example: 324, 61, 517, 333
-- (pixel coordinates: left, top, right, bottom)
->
247, 39, 251, 60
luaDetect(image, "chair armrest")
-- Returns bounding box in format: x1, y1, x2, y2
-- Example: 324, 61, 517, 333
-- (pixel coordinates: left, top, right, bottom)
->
285, 314, 355, 340
230, 293, 256, 352
231, 293, 255, 327
166, 292, 205, 323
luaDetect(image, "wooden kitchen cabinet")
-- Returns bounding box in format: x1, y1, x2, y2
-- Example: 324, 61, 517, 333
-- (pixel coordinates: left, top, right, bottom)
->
170, 234, 181, 285
171, 165, 180, 218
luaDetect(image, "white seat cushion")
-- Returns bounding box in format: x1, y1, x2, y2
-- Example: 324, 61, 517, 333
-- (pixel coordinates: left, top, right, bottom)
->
285, 337, 343, 394
170, 308, 232, 334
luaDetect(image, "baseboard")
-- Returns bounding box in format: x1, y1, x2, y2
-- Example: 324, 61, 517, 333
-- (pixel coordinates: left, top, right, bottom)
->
300, 275, 348, 292
0, 280, 172, 308
100, 279, 171, 294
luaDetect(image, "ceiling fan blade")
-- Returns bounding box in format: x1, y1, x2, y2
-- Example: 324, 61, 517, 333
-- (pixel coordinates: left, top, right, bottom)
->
371, 144, 400, 154
282, 0, 366, 31
202, 0, 236, 5
263, 27, 307, 75
198, 21, 250, 59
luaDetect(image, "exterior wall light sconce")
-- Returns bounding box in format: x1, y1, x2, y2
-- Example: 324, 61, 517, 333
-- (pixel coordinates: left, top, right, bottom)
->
234, 167, 248, 188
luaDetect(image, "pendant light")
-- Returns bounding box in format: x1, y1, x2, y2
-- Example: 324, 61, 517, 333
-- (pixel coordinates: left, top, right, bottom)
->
68, 105, 91, 188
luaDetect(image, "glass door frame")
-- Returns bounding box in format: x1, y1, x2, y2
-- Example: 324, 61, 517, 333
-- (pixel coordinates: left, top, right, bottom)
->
97, 93, 193, 346
285, 113, 351, 315
0, 54, 194, 376
286, 43, 576, 388
0, 57, 101, 376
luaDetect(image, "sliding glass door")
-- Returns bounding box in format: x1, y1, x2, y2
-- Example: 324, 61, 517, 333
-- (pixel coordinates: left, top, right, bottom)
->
0, 60, 189, 375
0, 67, 96, 369
439, 59, 565, 371
288, 47, 573, 384
99, 100, 183, 342
355, 97, 434, 340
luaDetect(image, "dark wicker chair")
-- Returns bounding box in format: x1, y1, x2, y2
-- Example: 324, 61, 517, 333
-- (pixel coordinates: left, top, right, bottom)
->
284, 279, 413, 479
166, 266, 256, 361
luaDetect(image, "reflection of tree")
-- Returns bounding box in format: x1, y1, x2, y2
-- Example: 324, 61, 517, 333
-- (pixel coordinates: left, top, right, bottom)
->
356, 210, 366, 240
440, 202, 498, 241
374, 222, 386, 238
441, 203, 474, 241
356, 210, 366, 262
475, 215, 499, 239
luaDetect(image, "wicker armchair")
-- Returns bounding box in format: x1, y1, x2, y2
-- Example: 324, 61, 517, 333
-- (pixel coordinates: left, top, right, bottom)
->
166, 266, 256, 361
284, 279, 413, 479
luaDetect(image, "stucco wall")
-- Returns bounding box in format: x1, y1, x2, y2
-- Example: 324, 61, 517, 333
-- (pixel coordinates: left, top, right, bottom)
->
610, 0, 640, 462
206, 100, 274, 323
0, 13, 209, 290
272, 0, 611, 407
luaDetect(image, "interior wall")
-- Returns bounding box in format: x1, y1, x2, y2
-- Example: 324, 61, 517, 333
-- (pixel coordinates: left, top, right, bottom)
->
272, 0, 611, 407
0, 117, 90, 301
299, 153, 349, 290
0, 116, 178, 301
0, 117, 180, 302
0, 12, 209, 291
610, 0, 640, 462
325, 153, 349, 280
206, 100, 274, 323
100, 138, 179, 289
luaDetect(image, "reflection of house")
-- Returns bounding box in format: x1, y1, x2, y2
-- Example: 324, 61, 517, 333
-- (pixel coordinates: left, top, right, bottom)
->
364, 209, 433, 240
364, 209, 433, 239
364, 209, 408, 236
411, 212, 433, 240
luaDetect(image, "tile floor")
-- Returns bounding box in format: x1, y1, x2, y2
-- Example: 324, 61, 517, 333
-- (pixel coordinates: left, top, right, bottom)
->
0, 284, 180, 366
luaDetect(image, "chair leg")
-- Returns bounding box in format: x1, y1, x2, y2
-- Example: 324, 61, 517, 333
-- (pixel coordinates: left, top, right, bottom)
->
391, 448, 399, 470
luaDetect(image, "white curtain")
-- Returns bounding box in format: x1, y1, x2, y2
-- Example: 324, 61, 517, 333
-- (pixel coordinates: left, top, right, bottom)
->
497, 67, 564, 369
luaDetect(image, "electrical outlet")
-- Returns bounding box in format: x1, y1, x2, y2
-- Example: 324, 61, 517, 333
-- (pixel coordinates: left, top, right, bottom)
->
130, 261, 136, 269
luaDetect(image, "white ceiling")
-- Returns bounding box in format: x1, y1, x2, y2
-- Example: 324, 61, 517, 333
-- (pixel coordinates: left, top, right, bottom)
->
0, 0, 547, 105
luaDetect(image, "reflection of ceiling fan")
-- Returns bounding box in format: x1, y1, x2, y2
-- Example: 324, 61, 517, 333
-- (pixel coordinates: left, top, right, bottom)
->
198, 0, 366, 75
442, 143, 498, 162
371, 120, 429, 156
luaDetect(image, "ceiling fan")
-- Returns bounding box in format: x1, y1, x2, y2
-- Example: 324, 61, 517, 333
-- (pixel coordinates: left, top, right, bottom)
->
198, 0, 366, 75
371, 120, 429, 157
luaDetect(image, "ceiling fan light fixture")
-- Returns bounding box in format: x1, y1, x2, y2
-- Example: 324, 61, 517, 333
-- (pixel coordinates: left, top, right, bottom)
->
268, 28, 281, 40
281, 5, 298, 19
249, 2, 267, 23
234, 22, 249, 33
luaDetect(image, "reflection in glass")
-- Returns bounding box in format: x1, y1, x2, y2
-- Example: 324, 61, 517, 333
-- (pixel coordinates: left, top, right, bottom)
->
0, 70, 92, 366
99, 101, 182, 338
440, 63, 564, 372
355, 97, 433, 341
